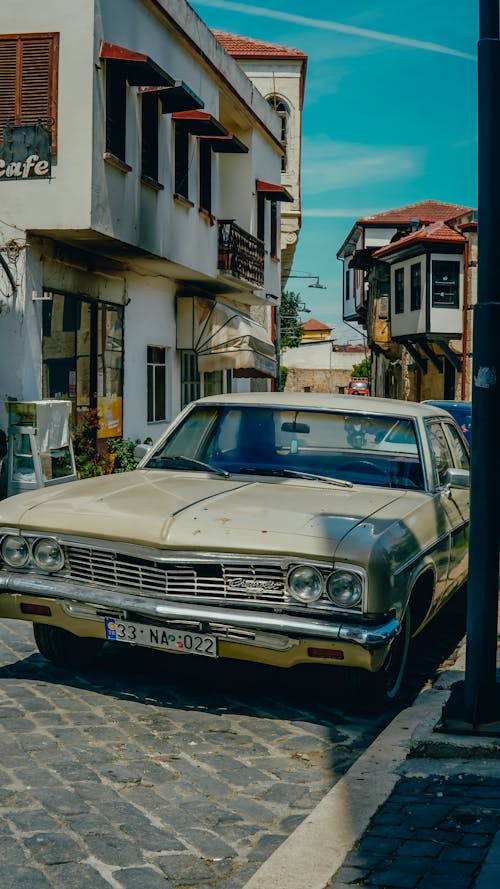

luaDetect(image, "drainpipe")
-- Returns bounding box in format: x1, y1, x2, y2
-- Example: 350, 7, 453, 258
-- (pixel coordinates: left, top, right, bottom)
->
461, 239, 469, 400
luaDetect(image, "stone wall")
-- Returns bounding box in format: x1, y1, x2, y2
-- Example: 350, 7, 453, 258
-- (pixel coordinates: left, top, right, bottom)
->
284, 367, 354, 393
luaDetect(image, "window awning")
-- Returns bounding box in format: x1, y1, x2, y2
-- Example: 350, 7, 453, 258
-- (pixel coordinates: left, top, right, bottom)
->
99, 42, 174, 87
256, 179, 294, 202
140, 82, 204, 114
172, 111, 228, 137
177, 297, 276, 379
199, 134, 248, 154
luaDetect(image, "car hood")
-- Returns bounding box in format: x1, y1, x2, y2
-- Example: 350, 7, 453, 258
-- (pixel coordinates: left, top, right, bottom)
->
0, 470, 414, 560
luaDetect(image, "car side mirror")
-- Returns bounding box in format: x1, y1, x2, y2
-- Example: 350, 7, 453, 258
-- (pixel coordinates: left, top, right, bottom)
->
134, 443, 151, 461
445, 467, 470, 489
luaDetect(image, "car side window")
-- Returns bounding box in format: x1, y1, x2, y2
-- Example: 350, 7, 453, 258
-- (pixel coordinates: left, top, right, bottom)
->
443, 422, 469, 470
426, 421, 454, 486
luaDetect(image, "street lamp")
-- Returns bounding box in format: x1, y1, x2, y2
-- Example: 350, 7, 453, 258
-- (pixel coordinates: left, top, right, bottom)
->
275, 274, 326, 390
288, 274, 327, 289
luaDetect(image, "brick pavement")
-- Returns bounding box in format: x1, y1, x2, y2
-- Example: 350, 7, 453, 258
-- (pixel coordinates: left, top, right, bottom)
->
0, 619, 391, 889
331, 773, 500, 888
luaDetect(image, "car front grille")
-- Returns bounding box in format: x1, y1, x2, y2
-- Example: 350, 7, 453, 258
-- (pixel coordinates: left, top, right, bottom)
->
65, 544, 289, 607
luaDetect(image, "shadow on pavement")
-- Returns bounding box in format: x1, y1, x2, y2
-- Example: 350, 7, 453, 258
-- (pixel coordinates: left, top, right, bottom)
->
0, 586, 466, 729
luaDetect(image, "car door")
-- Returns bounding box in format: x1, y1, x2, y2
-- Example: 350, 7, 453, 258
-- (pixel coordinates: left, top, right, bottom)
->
425, 419, 469, 599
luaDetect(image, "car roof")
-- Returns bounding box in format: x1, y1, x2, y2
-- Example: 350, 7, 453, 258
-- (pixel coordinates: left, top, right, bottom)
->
191, 392, 450, 419
422, 400, 471, 410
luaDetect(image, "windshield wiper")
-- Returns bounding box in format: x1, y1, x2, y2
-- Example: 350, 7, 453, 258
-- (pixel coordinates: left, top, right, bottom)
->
279, 468, 353, 488
237, 467, 352, 488
148, 455, 230, 478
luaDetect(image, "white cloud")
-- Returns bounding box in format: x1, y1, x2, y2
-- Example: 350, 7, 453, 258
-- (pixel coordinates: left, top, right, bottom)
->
300, 139, 423, 195
195, 1, 475, 60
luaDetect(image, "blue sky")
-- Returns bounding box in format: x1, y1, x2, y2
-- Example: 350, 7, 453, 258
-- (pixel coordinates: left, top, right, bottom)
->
191, 0, 477, 342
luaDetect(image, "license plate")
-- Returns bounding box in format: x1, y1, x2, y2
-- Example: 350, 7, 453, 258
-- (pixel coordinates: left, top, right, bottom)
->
104, 618, 218, 658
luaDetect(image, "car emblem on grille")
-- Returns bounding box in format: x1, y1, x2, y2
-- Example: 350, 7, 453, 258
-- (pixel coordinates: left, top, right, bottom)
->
228, 577, 282, 592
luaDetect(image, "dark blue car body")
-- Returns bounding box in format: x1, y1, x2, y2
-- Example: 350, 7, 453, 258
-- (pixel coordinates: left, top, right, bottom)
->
422, 400, 472, 444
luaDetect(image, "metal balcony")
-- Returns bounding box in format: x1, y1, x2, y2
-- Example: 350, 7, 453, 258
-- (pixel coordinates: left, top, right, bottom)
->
218, 220, 264, 288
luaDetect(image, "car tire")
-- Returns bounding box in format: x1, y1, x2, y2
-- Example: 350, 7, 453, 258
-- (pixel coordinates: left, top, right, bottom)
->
33, 624, 104, 668
343, 605, 411, 706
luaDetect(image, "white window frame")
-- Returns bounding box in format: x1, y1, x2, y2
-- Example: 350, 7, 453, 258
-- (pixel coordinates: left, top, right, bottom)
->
147, 345, 168, 423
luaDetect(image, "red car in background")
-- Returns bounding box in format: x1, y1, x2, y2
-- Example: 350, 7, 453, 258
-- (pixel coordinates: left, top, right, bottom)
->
347, 379, 370, 396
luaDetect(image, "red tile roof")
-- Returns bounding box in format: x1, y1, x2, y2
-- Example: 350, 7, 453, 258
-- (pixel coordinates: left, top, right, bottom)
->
359, 200, 474, 226
373, 221, 465, 259
301, 318, 332, 331
213, 30, 307, 60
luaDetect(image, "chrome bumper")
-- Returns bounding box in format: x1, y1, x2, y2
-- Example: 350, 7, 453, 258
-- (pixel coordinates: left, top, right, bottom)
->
0, 572, 400, 650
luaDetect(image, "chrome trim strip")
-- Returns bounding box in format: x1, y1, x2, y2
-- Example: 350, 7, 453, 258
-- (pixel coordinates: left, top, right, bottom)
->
0, 573, 399, 650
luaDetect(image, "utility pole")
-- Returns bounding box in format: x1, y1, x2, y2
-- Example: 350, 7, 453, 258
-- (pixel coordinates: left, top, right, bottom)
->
442, 0, 500, 733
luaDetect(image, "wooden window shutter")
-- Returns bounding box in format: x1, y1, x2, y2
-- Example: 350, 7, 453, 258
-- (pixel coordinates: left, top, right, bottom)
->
0, 40, 17, 138
0, 33, 59, 151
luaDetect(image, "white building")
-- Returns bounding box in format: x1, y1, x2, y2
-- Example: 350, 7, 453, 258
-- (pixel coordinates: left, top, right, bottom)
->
0, 0, 287, 446
336, 201, 477, 402
213, 31, 307, 286
282, 340, 367, 394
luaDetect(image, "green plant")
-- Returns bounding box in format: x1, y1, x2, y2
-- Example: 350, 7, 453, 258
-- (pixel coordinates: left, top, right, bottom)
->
280, 365, 289, 390
72, 409, 114, 479
280, 291, 305, 349
351, 356, 371, 379
107, 437, 140, 473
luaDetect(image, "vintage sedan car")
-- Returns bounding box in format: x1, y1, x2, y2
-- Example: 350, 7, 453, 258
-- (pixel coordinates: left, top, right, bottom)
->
0, 394, 470, 704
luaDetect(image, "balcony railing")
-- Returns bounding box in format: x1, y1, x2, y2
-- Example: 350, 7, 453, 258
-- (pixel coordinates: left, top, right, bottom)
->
218, 220, 264, 288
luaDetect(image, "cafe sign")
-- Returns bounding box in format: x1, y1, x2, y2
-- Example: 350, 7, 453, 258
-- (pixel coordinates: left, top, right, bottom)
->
0, 121, 52, 181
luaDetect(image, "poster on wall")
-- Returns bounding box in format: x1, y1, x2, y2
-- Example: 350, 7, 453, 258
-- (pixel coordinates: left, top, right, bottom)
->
97, 396, 122, 438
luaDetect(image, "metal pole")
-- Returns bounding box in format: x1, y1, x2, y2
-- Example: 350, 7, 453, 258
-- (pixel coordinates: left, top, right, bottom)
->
464, 0, 500, 725
275, 307, 282, 391
443, 0, 500, 730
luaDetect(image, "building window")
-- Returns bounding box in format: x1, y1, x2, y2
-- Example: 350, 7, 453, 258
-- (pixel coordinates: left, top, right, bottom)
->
42, 294, 124, 438
270, 200, 278, 258
174, 124, 189, 199
199, 139, 212, 213
181, 350, 200, 408
257, 192, 266, 242
432, 259, 460, 307
266, 95, 289, 173
147, 346, 166, 422
0, 33, 59, 151
345, 268, 351, 301
394, 268, 405, 314
410, 263, 421, 311
106, 63, 127, 160
141, 91, 159, 181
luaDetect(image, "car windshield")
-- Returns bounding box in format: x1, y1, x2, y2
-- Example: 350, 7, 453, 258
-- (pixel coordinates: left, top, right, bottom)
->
144, 406, 425, 490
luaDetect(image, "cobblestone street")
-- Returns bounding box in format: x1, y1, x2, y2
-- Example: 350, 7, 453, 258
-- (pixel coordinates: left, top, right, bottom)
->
0, 619, 393, 889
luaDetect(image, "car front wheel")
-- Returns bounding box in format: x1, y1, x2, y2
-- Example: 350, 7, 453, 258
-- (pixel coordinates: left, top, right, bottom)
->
33, 624, 104, 668
342, 605, 411, 707
373, 605, 411, 700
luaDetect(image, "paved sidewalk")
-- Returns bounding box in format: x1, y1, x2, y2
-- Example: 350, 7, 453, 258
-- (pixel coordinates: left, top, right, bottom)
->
242, 632, 500, 889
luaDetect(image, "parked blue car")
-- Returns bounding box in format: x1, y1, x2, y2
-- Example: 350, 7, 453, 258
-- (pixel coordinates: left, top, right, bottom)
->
422, 401, 472, 444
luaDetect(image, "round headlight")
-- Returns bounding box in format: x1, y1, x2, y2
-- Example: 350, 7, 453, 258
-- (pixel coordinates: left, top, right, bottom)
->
326, 571, 363, 608
1, 535, 30, 568
287, 565, 323, 603
32, 538, 64, 572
